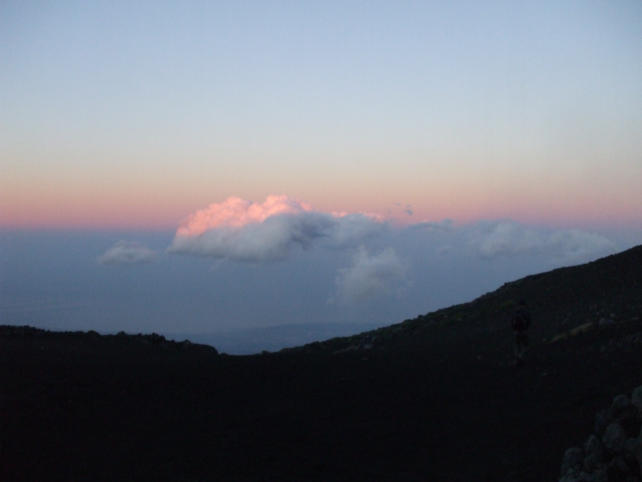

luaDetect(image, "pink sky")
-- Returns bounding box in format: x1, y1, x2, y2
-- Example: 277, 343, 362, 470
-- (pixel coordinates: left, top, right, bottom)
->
2, 185, 640, 231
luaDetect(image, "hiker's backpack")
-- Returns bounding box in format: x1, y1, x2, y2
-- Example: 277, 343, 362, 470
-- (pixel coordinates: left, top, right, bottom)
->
512, 311, 529, 331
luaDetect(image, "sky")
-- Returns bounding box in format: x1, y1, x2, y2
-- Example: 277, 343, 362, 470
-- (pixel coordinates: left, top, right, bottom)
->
1, 1, 642, 353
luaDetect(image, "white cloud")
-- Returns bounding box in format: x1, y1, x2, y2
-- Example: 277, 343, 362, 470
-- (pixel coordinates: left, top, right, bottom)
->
98, 241, 160, 265
336, 247, 408, 304
468, 221, 616, 263
167, 196, 383, 262
544, 229, 617, 263
469, 221, 543, 258
323, 212, 384, 248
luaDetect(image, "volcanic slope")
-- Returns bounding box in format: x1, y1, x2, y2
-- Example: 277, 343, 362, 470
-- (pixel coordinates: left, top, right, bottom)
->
300, 243, 642, 356
1, 245, 642, 481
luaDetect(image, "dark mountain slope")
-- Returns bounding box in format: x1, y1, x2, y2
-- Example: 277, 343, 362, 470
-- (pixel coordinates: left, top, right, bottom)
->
1, 245, 641, 481
301, 244, 642, 355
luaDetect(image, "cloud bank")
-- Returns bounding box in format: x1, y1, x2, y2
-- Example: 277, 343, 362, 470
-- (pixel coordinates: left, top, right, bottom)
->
336, 247, 408, 304
467, 221, 617, 263
98, 241, 159, 265
168, 196, 384, 261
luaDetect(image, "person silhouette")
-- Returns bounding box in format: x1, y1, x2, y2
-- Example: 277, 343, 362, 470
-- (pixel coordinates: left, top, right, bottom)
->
512, 300, 532, 366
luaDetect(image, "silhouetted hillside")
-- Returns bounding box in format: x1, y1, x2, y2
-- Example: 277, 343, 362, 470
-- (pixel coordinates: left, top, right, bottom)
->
296, 244, 642, 355
2, 245, 641, 481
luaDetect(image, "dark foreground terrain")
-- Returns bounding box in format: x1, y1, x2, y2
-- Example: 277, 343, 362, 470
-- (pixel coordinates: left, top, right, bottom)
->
2, 246, 642, 481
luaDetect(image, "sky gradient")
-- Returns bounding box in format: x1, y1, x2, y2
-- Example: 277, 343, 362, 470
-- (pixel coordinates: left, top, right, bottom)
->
2, 1, 641, 229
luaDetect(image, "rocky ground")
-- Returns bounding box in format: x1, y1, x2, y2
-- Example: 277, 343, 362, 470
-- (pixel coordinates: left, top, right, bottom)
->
1, 246, 641, 481
559, 385, 642, 482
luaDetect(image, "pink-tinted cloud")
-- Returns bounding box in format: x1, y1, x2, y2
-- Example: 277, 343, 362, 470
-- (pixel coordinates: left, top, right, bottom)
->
168, 196, 384, 261
176, 195, 314, 236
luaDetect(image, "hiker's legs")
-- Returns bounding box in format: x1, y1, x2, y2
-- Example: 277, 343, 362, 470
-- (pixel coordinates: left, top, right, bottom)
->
514, 332, 528, 363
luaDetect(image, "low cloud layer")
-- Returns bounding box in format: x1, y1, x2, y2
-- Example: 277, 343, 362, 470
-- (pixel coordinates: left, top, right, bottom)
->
168, 196, 383, 262
336, 247, 408, 304
468, 221, 616, 263
97, 241, 159, 265
167, 196, 618, 269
